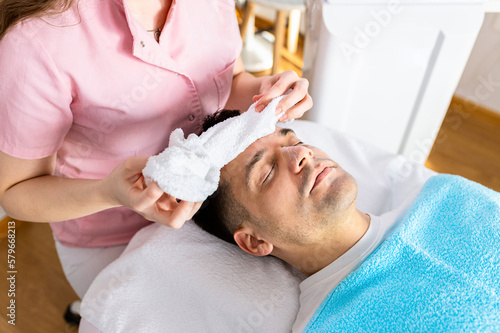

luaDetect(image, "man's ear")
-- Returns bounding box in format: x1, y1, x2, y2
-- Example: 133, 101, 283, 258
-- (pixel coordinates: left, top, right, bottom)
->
234, 226, 273, 257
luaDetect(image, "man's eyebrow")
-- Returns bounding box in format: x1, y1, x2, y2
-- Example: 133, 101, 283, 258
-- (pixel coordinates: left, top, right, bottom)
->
278, 128, 295, 137
245, 149, 266, 189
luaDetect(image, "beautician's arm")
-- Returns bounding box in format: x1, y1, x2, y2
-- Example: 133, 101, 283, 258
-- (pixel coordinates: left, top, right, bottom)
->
0, 151, 200, 229
224, 56, 313, 120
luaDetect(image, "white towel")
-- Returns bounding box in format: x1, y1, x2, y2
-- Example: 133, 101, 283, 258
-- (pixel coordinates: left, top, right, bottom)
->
80, 222, 304, 333
142, 96, 285, 202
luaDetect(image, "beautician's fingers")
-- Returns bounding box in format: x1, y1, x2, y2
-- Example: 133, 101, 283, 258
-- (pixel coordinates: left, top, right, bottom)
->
254, 71, 312, 119
167, 200, 201, 229
254, 71, 296, 111
107, 157, 202, 229
150, 200, 202, 228
274, 78, 311, 120
139, 194, 179, 226
156, 192, 180, 212
279, 89, 313, 121
122, 156, 149, 183
105, 156, 148, 205
186, 201, 203, 220
134, 181, 166, 212
252, 94, 264, 103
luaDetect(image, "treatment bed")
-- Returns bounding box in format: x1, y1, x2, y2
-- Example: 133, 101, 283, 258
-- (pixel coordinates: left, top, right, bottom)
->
78, 120, 436, 333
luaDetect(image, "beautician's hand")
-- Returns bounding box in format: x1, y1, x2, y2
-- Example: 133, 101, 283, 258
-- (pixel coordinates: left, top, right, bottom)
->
103, 156, 203, 229
253, 70, 313, 122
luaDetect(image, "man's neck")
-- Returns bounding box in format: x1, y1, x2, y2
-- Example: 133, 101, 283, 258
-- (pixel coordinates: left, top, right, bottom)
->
288, 209, 371, 276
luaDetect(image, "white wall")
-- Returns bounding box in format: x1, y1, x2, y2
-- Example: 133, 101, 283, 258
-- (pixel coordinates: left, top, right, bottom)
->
485, 0, 500, 12
455, 13, 500, 114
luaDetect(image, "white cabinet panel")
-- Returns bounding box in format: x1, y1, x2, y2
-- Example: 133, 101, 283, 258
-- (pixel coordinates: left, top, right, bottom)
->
303, 0, 484, 161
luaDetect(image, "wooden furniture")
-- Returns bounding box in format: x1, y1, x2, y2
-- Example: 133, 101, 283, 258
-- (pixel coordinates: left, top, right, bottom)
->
240, 0, 305, 74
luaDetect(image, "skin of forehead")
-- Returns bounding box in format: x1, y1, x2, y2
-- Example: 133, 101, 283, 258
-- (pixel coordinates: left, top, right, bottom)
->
225, 127, 300, 183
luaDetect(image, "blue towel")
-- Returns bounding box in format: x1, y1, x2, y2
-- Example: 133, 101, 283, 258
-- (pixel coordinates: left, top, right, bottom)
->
304, 174, 500, 332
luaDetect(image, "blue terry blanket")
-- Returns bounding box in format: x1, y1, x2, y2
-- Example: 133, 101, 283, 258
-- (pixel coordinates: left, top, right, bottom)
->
305, 174, 500, 332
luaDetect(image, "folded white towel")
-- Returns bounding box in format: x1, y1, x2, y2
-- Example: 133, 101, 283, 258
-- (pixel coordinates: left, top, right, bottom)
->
142, 96, 285, 202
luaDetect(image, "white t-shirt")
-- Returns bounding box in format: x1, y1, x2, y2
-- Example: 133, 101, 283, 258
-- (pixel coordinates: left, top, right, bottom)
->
292, 187, 423, 332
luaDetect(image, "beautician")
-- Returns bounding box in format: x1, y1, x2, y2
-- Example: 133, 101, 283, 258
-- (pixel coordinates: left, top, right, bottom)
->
0, 0, 312, 298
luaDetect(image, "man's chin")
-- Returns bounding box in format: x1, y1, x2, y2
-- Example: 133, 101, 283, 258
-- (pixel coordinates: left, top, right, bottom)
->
317, 171, 358, 212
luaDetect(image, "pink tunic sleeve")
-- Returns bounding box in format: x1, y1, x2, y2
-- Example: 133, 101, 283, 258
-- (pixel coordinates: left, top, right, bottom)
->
0, 27, 73, 159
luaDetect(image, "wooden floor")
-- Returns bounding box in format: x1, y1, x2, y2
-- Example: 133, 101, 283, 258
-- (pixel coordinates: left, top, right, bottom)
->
426, 96, 500, 192
0, 220, 79, 333
1, 14, 500, 333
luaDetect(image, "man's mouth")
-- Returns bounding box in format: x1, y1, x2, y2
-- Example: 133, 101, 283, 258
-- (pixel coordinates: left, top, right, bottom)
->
310, 165, 334, 193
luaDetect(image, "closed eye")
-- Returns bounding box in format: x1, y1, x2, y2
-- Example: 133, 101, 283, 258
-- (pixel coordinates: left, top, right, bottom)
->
263, 142, 302, 184
263, 164, 275, 184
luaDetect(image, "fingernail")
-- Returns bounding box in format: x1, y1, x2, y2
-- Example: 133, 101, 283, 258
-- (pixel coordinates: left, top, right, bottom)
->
256, 104, 265, 112
275, 107, 282, 115
280, 114, 288, 122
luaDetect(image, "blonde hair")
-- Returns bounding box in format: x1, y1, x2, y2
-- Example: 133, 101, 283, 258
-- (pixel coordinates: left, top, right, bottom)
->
0, 0, 74, 40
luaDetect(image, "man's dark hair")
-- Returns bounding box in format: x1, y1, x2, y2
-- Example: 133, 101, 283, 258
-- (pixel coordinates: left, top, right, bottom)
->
192, 109, 253, 245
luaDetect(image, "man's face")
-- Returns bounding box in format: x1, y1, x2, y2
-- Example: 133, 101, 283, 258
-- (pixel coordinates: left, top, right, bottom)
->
221, 127, 358, 247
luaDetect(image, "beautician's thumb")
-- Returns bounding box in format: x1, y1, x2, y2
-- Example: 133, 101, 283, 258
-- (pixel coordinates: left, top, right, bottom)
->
124, 156, 149, 173
168, 200, 195, 229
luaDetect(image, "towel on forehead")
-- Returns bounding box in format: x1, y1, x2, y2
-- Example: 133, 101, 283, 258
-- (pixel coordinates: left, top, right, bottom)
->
142, 95, 286, 202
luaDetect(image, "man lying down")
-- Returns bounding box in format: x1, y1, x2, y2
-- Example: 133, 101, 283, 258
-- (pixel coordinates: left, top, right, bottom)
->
192, 110, 500, 332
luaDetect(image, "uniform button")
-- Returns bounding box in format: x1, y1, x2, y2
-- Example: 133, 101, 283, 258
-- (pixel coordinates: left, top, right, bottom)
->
140, 41, 145, 47
188, 115, 195, 121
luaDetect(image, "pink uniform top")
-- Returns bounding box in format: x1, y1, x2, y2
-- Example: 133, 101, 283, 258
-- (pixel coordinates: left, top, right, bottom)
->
0, 0, 242, 247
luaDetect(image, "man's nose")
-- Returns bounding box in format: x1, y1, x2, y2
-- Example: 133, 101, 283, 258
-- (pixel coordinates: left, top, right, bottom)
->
283, 146, 313, 173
